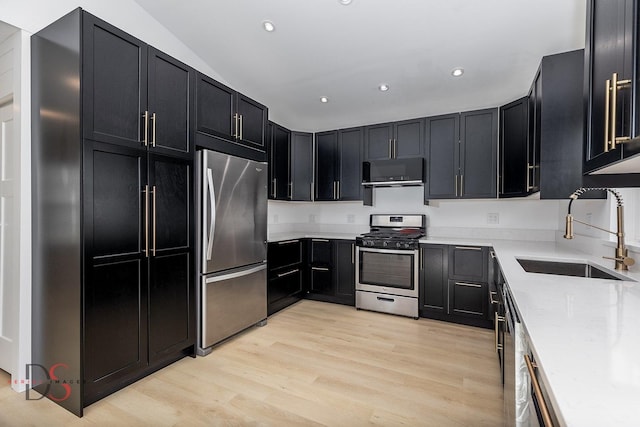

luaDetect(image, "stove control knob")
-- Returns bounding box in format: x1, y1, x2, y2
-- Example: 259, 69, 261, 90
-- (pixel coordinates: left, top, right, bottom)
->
396, 242, 402, 248
383, 241, 388, 247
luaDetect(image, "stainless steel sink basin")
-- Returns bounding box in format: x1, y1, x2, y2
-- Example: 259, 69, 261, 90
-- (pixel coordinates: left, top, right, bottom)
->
516, 258, 633, 281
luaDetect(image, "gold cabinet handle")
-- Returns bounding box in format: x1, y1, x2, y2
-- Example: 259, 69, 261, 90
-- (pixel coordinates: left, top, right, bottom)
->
277, 268, 299, 278
142, 111, 149, 147
277, 239, 299, 245
312, 266, 330, 271
524, 354, 554, 427
611, 73, 618, 151
455, 174, 458, 197
489, 291, 500, 304
494, 312, 504, 352
336, 181, 340, 199
351, 243, 355, 264
455, 246, 482, 251
604, 78, 611, 152
272, 178, 277, 198
143, 185, 149, 257
460, 174, 464, 196
239, 114, 243, 140
151, 112, 157, 147
151, 185, 157, 256
233, 113, 239, 139
455, 281, 482, 288
288, 182, 293, 199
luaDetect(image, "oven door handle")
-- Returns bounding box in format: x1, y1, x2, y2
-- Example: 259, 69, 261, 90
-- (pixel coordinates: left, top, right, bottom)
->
356, 247, 418, 256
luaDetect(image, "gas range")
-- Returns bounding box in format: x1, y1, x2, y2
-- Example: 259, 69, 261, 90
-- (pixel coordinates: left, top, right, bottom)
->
356, 214, 426, 250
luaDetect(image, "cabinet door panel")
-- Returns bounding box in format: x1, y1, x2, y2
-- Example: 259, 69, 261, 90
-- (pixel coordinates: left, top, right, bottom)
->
394, 118, 424, 158
268, 240, 302, 270
420, 245, 448, 314
290, 132, 313, 201
85, 260, 146, 389
91, 149, 145, 258
148, 48, 192, 154
315, 131, 338, 201
338, 127, 363, 201
196, 75, 234, 140
149, 252, 191, 359
310, 268, 333, 294
365, 124, 393, 160
268, 269, 302, 306
500, 98, 529, 197
334, 241, 355, 302
310, 239, 332, 265
149, 156, 190, 251
460, 109, 498, 199
83, 16, 147, 147
425, 114, 459, 199
237, 94, 267, 151
449, 246, 488, 282
271, 124, 290, 200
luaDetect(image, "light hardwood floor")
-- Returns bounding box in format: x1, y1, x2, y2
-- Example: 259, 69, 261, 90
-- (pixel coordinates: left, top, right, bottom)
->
0, 300, 504, 426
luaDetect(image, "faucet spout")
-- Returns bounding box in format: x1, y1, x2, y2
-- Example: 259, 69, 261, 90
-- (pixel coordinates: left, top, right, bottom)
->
564, 188, 635, 271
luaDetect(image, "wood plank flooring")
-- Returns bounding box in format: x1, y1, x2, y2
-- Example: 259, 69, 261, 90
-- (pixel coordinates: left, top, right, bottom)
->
0, 300, 504, 426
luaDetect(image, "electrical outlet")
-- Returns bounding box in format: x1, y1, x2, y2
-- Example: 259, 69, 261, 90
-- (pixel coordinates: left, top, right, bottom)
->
309, 214, 316, 223
347, 214, 355, 223
487, 212, 499, 225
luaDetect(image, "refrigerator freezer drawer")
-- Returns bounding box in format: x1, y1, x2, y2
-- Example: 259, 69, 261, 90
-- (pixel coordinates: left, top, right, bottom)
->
201, 263, 267, 350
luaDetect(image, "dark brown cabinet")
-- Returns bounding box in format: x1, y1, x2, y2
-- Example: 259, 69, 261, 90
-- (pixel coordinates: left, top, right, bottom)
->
267, 240, 304, 315
268, 121, 290, 200
584, 0, 640, 174
424, 109, 498, 201
306, 239, 355, 306
291, 132, 313, 201
315, 127, 363, 201
420, 244, 491, 328
32, 9, 195, 416
499, 97, 536, 198
83, 14, 193, 158
364, 118, 424, 160
267, 124, 312, 201
196, 73, 267, 155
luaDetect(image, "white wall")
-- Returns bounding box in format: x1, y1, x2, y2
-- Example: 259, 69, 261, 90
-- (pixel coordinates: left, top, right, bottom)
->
270, 186, 563, 241
0, 0, 226, 83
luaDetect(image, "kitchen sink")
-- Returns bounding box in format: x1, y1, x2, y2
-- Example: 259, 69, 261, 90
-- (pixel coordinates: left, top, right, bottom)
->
516, 258, 634, 281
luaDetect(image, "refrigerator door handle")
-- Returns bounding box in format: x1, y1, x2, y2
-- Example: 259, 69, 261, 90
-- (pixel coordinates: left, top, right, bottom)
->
205, 263, 267, 284
206, 168, 216, 261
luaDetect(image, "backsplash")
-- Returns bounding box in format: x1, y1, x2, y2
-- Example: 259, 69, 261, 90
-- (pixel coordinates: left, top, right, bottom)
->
268, 186, 563, 241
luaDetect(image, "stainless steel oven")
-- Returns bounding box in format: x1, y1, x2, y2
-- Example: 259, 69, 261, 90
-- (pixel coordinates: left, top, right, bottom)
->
355, 214, 425, 319
356, 247, 419, 298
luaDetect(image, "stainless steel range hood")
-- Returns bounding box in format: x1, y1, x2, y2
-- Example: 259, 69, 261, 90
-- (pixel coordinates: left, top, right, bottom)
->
361, 157, 425, 187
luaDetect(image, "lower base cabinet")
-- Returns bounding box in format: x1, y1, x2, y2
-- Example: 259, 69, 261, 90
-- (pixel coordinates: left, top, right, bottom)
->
267, 240, 305, 315
306, 239, 355, 306
420, 244, 492, 328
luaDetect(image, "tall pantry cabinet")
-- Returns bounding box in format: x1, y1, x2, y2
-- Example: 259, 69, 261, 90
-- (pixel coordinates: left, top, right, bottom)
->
32, 9, 196, 416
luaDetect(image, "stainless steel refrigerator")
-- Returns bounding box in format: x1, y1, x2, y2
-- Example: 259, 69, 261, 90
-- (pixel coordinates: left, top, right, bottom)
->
197, 150, 268, 355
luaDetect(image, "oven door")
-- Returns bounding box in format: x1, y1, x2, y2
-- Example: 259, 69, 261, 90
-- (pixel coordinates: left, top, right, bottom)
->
356, 246, 419, 298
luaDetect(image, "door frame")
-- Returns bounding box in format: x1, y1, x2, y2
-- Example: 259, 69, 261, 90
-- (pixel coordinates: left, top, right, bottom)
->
0, 27, 31, 393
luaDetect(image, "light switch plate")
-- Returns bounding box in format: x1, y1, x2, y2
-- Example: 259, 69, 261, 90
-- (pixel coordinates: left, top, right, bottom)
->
487, 212, 499, 224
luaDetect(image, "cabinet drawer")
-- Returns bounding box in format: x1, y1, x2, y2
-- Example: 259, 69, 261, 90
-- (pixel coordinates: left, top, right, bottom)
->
268, 240, 302, 270
448, 280, 487, 319
310, 238, 332, 265
448, 245, 489, 282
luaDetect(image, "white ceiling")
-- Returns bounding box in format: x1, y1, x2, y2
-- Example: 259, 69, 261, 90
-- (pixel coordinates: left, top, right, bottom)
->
132, 0, 586, 132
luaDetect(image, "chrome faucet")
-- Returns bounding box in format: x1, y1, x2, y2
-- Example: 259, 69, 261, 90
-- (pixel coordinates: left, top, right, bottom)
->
564, 188, 635, 271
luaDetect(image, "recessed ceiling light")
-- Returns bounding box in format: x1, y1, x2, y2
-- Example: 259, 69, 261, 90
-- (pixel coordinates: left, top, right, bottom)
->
451, 67, 464, 77
263, 20, 275, 32
338, 0, 352, 5
320, 96, 329, 103
378, 84, 389, 92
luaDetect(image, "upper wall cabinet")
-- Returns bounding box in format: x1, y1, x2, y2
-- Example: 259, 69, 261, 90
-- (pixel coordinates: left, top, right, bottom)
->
364, 118, 424, 160
584, 0, 640, 174
499, 97, 535, 198
196, 73, 267, 159
268, 121, 312, 201
424, 109, 498, 201
82, 15, 194, 158
315, 127, 363, 201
